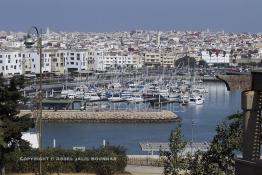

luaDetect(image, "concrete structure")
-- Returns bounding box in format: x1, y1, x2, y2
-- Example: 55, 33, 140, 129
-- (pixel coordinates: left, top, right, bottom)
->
218, 72, 262, 175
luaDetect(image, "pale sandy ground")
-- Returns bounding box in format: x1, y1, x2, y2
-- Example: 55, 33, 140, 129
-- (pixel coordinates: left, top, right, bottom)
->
125, 165, 164, 175
8, 165, 164, 175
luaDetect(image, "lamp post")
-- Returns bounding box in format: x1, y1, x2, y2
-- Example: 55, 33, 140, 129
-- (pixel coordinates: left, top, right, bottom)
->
24, 26, 43, 175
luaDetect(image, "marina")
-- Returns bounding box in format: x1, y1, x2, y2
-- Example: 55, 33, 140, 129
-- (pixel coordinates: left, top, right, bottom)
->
40, 82, 241, 154
23, 73, 210, 114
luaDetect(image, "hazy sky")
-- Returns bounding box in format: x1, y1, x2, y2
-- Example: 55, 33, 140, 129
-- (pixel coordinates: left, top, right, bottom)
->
0, 0, 261, 33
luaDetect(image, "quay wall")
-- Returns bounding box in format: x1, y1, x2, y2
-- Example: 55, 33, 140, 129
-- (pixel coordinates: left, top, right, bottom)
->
19, 110, 180, 123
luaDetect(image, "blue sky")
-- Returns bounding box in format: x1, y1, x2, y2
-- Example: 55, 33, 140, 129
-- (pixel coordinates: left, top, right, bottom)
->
0, 0, 261, 32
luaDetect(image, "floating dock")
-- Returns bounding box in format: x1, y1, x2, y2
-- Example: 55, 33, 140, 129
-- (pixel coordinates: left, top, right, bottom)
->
19, 110, 181, 123
139, 142, 210, 155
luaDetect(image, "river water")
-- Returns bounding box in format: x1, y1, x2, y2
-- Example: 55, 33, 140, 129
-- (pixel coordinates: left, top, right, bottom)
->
42, 82, 241, 154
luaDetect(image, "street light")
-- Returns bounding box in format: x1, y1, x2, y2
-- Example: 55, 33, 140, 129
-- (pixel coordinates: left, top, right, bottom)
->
24, 26, 43, 175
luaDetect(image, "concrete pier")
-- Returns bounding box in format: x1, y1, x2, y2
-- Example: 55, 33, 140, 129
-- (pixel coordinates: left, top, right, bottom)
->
19, 110, 180, 123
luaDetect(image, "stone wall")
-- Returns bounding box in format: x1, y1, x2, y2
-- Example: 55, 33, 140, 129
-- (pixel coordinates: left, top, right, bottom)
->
19, 110, 180, 123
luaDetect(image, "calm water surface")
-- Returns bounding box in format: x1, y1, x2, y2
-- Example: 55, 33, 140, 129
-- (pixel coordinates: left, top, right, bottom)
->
43, 82, 241, 154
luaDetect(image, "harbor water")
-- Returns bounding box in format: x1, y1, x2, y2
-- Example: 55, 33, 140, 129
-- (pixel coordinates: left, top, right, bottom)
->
42, 82, 241, 154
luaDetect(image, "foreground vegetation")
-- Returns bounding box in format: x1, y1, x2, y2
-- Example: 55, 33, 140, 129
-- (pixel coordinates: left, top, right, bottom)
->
5, 146, 127, 175
163, 113, 244, 175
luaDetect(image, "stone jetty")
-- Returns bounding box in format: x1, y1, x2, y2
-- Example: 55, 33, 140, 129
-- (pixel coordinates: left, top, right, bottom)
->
19, 110, 180, 123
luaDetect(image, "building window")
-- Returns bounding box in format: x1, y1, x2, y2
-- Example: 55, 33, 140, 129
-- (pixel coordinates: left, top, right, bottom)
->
0, 60, 2, 64
22, 54, 25, 58
0, 55, 2, 58
2, 66, 4, 70
18, 53, 21, 57
14, 65, 16, 69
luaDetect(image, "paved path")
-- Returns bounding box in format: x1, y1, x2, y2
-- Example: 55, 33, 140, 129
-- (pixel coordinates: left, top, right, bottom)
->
125, 165, 163, 175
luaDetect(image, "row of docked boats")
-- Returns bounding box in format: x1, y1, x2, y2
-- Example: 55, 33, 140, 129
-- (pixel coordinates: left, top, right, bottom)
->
59, 79, 208, 105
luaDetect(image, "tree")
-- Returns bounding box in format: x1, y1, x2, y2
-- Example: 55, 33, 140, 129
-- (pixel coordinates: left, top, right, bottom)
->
198, 60, 208, 68
0, 75, 34, 175
200, 113, 243, 175
175, 56, 196, 68
163, 124, 187, 175
188, 151, 204, 175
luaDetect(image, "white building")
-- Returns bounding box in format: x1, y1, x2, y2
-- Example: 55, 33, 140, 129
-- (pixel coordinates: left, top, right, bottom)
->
94, 51, 142, 70
201, 50, 230, 65
64, 50, 88, 73
93, 50, 105, 71
0, 51, 24, 77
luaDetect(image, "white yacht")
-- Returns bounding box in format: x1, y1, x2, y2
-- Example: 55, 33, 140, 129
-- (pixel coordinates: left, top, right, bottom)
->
194, 87, 208, 93
167, 93, 180, 101
108, 93, 123, 102
75, 91, 84, 99
84, 92, 100, 101
121, 90, 133, 100
196, 97, 204, 105
126, 94, 144, 103
189, 95, 205, 105
108, 82, 122, 89
158, 88, 169, 99
60, 89, 69, 98
67, 90, 76, 99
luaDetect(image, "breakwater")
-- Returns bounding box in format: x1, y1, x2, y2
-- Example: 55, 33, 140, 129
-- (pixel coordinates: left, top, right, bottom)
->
19, 110, 180, 123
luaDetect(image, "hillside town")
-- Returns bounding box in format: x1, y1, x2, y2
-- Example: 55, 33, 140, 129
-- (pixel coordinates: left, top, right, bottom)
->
0, 29, 262, 77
